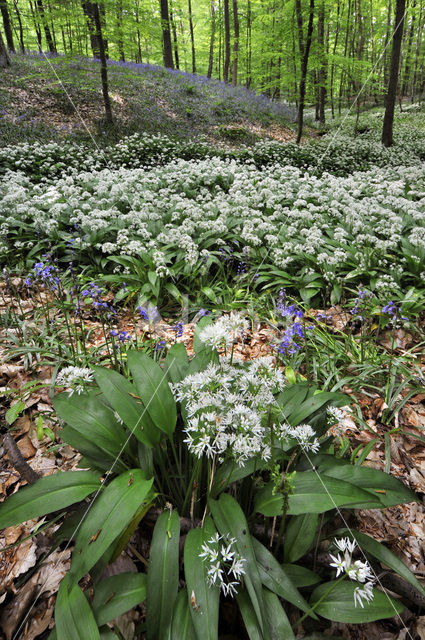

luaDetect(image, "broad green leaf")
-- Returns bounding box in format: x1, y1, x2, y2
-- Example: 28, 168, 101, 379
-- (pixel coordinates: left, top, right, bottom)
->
236, 589, 262, 640
213, 457, 264, 498
193, 315, 213, 353
168, 589, 196, 640
333, 528, 425, 598
252, 537, 315, 617
310, 580, 404, 622
128, 350, 177, 436
146, 509, 180, 640
281, 564, 321, 587
298, 454, 418, 507
55, 575, 100, 640
277, 384, 310, 420
92, 365, 160, 447
92, 573, 147, 626
263, 588, 295, 640
69, 470, 153, 585
99, 629, 119, 640
6, 400, 25, 425
284, 513, 319, 562
0, 471, 101, 529
210, 494, 268, 638
253, 482, 283, 516
54, 392, 129, 469
288, 471, 382, 515
60, 425, 127, 473
184, 517, 219, 640
164, 342, 189, 384
288, 392, 347, 426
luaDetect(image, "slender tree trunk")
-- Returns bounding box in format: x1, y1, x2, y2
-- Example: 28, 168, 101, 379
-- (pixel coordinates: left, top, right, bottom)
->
296, 0, 315, 143
0, 0, 14, 51
0, 26, 10, 65
330, 0, 341, 118
223, 0, 230, 82
317, 0, 327, 124
13, 0, 25, 52
246, 0, 251, 87
382, 0, 406, 146
92, 1, 113, 124
29, 0, 42, 50
383, 0, 392, 85
231, 0, 239, 85
401, 0, 415, 95
135, 0, 142, 62
116, 0, 124, 61
188, 0, 196, 73
170, 6, 179, 69
36, 0, 55, 52
410, 0, 424, 100
160, 0, 174, 68
207, 0, 216, 78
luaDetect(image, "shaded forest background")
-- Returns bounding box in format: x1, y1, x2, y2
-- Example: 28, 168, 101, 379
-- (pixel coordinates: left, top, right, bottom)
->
0, 0, 423, 122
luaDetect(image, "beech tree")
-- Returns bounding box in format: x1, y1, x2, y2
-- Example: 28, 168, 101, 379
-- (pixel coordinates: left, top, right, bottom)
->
382, 0, 406, 146
160, 0, 174, 69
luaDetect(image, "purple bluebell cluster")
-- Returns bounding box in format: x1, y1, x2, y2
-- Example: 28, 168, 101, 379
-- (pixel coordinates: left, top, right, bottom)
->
137, 304, 158, 323
172, 322, 183, 339
350, 287, 368, 320
155, 340, 166, 351
81, 282, 117, 320
27, 260, 61, 291
110, 329, 132, 343
273, 291, 312, 357
382, 301, 407, 323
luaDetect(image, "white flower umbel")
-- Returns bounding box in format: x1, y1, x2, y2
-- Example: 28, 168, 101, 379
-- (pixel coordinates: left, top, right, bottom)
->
198, 313, 249, 352
329, 537, 376, 608
199, 534, 245, 597
56, 366, 94, 396
171, 358, 288, 465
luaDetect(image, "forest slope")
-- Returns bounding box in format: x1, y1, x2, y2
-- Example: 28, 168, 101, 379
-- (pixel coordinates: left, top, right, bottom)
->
0, 52, 301, 147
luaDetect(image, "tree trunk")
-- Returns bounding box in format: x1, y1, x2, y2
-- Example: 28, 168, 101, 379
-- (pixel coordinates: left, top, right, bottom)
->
382, 0, 406, 146
0, 26, 10, 65
401, 0, 415, 96
36, 0, 55, 52
383, 0, 392, 86
29, 0, 42, 50
0, 0, 14, 52
92, 1, 113, 124
296, 0, 315, 144
170, 6, 179, 69
410, 0, 424, 100
231, 0, 239, 85
223, 0, 230, 82
160, 0, 174, 68
188, 0, 196, 73
116, 0, 125, 61
14, 0, 25, 52
207, 0, 216, 78
317, 0, 326, 124
246, 0, 251, 87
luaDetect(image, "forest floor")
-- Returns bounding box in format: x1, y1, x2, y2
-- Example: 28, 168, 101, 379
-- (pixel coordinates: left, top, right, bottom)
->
0, 52, 307, 148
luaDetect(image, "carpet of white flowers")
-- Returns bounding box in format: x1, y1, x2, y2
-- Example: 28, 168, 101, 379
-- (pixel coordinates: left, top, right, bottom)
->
2, 150, 425, 298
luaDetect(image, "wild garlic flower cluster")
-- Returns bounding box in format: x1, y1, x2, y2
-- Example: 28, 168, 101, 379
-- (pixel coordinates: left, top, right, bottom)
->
56, 366, 94, 396
330, 538, 375, 608
171, 352, 319, 465
2, 156, 424, 295
199, 533, 246, 597
198, 312, 249, 351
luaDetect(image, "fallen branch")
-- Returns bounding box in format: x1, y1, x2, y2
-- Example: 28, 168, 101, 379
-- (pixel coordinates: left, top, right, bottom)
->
3, 432, 40, 485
